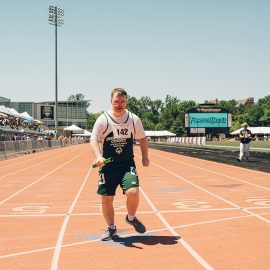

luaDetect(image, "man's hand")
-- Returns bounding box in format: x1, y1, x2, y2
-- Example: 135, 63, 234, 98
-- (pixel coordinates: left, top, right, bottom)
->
92, 157, 113, 168
95, 156, 105, 168
142, 157, 150, 167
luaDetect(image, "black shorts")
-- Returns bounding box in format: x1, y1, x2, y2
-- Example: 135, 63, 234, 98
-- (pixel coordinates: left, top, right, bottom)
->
97, 166, 139, 196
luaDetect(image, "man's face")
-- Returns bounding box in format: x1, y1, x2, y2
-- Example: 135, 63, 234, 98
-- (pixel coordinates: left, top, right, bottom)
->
111, 93, 127, 116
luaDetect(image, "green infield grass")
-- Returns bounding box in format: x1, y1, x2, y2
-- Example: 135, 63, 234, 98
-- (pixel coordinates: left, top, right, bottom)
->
206, 140, 270, 152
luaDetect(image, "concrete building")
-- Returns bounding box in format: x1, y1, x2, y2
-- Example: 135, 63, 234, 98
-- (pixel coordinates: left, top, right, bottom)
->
235, 97, 254, 107
207, 97, 255, 107
0, 96, 89, 130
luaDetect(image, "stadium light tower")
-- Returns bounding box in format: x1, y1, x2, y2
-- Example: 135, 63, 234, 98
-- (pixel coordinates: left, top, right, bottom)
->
48, 5, 64, 134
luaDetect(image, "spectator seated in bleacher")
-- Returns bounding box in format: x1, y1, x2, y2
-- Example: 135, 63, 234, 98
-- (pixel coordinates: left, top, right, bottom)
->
1, 113, 46, 142
0, 116, 10, 126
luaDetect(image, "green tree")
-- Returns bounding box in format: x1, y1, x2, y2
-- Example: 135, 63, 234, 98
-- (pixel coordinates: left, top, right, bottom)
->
127, 96, 142, 116
141, 117, 156, 130
127, 96, 163, 129
159, 95, 180, 131
68, 93, 85, 101
159, 95, 196, 134
245, 104, 264, 126
87, 94, 270, 135
259, 109, 270, 126
257, 95, 270, 107
87, 112, 101, 129
68, 93, 91, 108
258, 96, 270, 126
219, 99, 238, 116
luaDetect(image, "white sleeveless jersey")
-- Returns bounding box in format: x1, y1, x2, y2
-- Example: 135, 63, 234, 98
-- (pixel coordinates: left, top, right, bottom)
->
91, 110, 146, 143
91, 110, 146, 170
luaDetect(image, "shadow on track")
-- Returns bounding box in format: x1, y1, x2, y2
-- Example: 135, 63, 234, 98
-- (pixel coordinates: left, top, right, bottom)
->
112, 235, 180, 249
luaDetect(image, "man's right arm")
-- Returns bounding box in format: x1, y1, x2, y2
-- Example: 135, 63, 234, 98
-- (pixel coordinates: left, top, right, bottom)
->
90, 139, 102, 159
90, 139, 105, 167
90, 115, 106, 167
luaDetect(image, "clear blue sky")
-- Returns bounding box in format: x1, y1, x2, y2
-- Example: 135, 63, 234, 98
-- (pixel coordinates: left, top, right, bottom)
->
1, 0, 270, 112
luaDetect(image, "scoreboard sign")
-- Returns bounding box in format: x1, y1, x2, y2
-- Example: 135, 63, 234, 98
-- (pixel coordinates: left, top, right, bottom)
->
185, 106, 232, 135
189, 112, 228, 128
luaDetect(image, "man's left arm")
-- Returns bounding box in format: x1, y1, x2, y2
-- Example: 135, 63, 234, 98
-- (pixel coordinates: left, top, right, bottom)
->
139, 136, 150, 167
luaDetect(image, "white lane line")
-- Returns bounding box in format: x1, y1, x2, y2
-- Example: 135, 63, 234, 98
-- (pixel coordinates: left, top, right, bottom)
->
152, 152, 270, 191
0, 214, 67, 217
159, 208, 238, 213
0, 151, 87, 205
172, 212, 270, 230
155, 143, 270, 153
1, 206, 269, 218
151, 161, 239, 208
0, 246, 55, 259
50, 164, 93, 270
242, 208, 270, 224
0, 156, 43, 169
150, 160, 270, 224
0, 149, 75, 180
0, 146, 66, 169
151, 146, 270, 176
2, 211, 270, 260
0, 211, 155, 218
139, 186, 214, 270
245, 206, 270, 210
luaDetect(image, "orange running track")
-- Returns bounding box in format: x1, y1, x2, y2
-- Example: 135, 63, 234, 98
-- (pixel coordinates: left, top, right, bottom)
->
0, 144, 269, 270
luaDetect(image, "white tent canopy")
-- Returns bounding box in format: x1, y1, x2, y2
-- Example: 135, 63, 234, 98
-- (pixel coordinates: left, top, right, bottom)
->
19, 111, 34, 122
0, 105, 35, 121
7, 107, 20, 117
0, 105, 11, 115
64, 124, 84, 133
145, 130, 176, 137
73, 129, 92, 137
231, 127, 270, 135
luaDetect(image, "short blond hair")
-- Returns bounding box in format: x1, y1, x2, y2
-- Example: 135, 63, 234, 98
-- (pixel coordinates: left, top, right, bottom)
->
242, 122, 248, 127
111, 88, 127, 99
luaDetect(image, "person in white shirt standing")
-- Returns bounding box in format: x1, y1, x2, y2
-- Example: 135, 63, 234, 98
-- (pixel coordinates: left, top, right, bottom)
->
90, 88, 150, 241
237, 122, 252, 162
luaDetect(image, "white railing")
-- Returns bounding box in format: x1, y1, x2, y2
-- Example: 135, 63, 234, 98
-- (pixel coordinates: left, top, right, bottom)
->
167, 136, 206, 146
0, 138, 88, 160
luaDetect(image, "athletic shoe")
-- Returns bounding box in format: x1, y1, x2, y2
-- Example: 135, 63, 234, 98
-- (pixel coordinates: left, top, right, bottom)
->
101, 226, 118, 241
237, 158, 241, 162
125, 215, 146, 233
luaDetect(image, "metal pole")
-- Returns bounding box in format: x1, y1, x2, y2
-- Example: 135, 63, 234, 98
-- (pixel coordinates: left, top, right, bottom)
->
55, 10, 58, 135
48, 5, 64, 136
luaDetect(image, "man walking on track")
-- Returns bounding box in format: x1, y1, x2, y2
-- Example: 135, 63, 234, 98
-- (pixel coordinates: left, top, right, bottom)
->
237, 122, 252, 162
90, 88, 150, 241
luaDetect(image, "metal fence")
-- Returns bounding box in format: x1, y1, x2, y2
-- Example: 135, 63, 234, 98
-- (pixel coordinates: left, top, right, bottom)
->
0, 138, 87, 160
